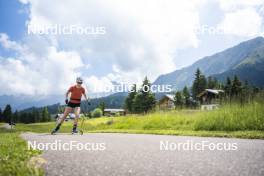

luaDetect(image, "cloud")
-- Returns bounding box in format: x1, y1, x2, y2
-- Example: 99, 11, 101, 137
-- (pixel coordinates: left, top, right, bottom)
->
84, 75, 114, 93
216, 0, 264, 37
0, 33, 83, 96
0, 33, 24, 52
0, 0, 204, 97
20, 0, 202, 83
218, 0, 264, 11
3, 0, 264, 98
217, 8, 262, 37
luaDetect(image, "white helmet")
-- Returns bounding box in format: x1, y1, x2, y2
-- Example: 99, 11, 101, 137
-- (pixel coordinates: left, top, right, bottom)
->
76, 77, 83, 84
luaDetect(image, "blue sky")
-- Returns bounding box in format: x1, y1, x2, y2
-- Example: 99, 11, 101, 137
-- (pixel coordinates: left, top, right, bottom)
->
0, 0, 28, 39
0, 0, 28, 56
0, 0, 263, 98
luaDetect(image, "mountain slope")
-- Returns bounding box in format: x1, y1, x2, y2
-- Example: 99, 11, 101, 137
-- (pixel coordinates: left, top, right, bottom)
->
0, 92, 122, 111
2, 37, 264, 111
0, 95, 63, 111
21, 92, 128, 114
213, 44, 264, 87
153, 37, 264, 89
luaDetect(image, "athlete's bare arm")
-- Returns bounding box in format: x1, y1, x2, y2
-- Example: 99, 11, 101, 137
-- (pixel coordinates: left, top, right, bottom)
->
66, 91, 70, 99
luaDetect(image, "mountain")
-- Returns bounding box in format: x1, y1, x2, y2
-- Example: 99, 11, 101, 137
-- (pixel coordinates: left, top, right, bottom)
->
153, 37, 264, 89
213, 44, 264, 87
0, 92, 117, 111
3, 37, 264, 112
0, 94, 63, 111
21, 92, 128, 114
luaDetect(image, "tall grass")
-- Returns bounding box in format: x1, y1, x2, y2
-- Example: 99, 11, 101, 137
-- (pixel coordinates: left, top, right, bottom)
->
17, 101, 264, 133
0, 128, 43, 176
84, 110, 198, 131
194, 102, 264, 131
14, 99, 264, 139
84, 101, 264, 132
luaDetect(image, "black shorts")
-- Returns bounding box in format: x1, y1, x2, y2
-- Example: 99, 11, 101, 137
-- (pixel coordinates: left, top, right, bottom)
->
67, 102, 81, 108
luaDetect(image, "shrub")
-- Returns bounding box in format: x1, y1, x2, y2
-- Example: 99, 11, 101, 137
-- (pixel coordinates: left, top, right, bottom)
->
92, 108, 103, 118
105, 119, 114, 125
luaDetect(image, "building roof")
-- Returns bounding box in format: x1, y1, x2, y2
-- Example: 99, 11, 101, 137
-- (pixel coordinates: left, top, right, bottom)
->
158, 94, 175, 102
197, 89, 224, 97
165, 94, 175, 101
205, 89, 224, 94
104, 108, 125, 112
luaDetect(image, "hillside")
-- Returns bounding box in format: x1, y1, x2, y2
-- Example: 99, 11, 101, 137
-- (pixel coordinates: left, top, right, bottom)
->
21, 92, 128, 114
153, 37, 264, 89
3, 37, 264, 112
0, 95, 63, 111
213, 45, 264, 87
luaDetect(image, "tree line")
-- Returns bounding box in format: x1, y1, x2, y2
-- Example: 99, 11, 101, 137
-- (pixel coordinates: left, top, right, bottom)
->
174, 68, 261, 108
125, 68, 262, 113
1, 68, 261, 120
0, 105, 51, 124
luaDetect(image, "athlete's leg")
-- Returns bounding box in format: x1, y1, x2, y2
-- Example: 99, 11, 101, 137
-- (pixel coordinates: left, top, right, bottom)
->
59, 107, 72, 124
52, 107, 72, 134
72, 107, 81, 132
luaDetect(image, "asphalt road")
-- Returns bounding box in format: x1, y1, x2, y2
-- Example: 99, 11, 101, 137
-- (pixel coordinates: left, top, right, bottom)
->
21, 133, 264, 176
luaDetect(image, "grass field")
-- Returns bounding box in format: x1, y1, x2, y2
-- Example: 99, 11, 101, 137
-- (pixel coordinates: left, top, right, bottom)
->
0, 128, 43, 176
15, 101, 264, 139
1, 101, 263, 175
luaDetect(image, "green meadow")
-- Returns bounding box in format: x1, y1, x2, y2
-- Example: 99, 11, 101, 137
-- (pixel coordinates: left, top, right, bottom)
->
0, 128, 43, 176
14, 101, 264, 139
1, 101, 264, 176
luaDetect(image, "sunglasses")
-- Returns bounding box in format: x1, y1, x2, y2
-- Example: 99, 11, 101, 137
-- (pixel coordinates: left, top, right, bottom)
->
77, 82, 83, 84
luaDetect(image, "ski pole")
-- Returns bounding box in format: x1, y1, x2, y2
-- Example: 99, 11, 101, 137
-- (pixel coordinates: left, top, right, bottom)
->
79, 99, 91, 135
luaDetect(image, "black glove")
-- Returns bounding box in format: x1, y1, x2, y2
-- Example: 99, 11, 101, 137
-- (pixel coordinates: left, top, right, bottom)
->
65, 99, 69, 104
